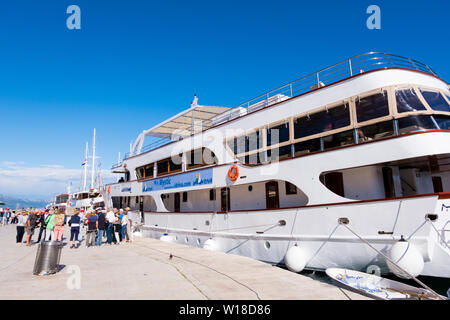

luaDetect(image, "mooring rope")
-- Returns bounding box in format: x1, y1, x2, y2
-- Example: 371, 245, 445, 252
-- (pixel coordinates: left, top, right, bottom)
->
338, 219, 444, 300
132, 241, 261, 300
427, 218, 450, 251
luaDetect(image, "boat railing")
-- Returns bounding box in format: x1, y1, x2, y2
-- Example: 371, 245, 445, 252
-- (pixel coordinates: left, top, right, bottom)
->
233, 52, 436, 116
111, 138, 171, 168
114, 52, 438, 165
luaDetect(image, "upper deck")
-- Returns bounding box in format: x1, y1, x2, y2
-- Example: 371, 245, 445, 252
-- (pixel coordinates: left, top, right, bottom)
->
114, 52, 444, 168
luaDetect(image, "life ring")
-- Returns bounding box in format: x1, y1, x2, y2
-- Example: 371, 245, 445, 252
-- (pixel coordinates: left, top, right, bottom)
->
228, 165, 239, 182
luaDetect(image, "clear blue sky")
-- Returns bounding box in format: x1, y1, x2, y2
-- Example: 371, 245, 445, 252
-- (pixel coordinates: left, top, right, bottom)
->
0, 0, 449, 199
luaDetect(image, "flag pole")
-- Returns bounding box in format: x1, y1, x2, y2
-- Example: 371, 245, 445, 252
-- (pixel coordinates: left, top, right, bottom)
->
83, 141, 88, 191
91, 128, 96, 190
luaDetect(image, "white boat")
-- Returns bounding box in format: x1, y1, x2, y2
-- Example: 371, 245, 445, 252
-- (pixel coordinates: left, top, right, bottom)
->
51, 129, 104, 213
67, 129, 104, 212
325, 268, 446, 300
52, 193, 69, 210
101, 52, 450, 279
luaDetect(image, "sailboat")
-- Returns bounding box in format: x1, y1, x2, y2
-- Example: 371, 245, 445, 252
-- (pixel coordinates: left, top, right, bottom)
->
66, 128, 105, 212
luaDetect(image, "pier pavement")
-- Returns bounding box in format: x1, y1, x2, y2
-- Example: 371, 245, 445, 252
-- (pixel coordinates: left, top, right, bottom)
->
0, 224, 369, 300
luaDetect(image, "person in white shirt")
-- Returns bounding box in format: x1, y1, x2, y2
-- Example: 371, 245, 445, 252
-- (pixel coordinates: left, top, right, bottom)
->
106, 208, 115, 245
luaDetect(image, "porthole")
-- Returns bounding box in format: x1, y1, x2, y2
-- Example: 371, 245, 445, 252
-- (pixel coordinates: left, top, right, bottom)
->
264, 241, 271, 250
205, 220, 210, 226
248, 185, 253, 192
185, 236, 189, 243
197, 238, 201, 245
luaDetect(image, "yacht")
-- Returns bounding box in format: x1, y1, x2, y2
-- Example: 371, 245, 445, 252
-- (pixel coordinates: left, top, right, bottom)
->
66, 129, 105, 212
102, 52, 450, 279
52, 193, 69, 210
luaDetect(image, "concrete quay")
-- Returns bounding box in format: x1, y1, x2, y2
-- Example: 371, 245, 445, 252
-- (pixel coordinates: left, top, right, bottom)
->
0, 224, 369, 300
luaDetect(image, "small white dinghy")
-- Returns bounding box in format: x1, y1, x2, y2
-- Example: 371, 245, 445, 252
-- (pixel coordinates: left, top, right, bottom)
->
326, 268, 446, 300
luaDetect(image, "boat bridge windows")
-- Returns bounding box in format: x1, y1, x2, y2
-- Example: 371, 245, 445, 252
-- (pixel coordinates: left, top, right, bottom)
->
225, 85, 450, 165
420, 89, 450, 112
355, 91, 390, 123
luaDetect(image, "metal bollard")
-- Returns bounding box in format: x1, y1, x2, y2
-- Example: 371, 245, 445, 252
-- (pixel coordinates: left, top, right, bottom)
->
33, 241, 63, 275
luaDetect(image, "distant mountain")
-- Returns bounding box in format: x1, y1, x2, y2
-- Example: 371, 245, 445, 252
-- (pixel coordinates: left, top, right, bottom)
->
0, 194, 48, 210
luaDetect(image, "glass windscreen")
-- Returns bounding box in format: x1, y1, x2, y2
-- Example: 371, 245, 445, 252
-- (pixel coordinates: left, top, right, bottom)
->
358, 120, 394, 141
420, 90, 450, 112
356, 91, 390, 123
294, 104, 350, 139
396, 88, 426, 113
397, 115, 438, 134
433, 115, 450, 130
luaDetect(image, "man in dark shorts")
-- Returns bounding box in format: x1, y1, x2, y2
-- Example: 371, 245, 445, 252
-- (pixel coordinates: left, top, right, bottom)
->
26, 210, 38, 246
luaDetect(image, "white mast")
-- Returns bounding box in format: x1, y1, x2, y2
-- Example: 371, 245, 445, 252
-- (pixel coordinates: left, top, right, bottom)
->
91, 128, 96, 190
83, 142, 89, 191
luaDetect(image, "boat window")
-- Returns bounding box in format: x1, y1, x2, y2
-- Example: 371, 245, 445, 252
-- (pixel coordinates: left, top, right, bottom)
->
187, 148, 203, 167
170, 155, 182, 172
236, 136, 245, 154
267, 144, 292, 161
209, 189, 216, 201
294, 103, 350, 139
245, 129, 263, 152
395, 88, 426, 113
285, 181, 297, 195
244, 152, 262, 165
157, 157, 181, 176
294, 138, 321, 156
356, 91, 390, 123
136, 164, 154, 179
420, 90, 450, 112
187, 147, 217, 168
136, 167, 144, 179
357, 120, 394, 141
227, 136, 246, 155
227, 137, 237, 155
267, 122, 290, 146
157, 160, 169, 175
397, 115, 438, 134
323, 129, 354, 149
144, 165, 153, 178
433, 115, 450, 130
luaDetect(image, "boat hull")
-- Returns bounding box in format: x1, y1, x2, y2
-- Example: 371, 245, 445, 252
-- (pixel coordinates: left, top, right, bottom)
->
132, 194, 450, 278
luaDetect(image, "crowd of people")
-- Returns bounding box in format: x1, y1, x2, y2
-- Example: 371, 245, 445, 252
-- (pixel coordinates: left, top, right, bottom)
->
3, 207, 134, 248
0, 208, 14, 226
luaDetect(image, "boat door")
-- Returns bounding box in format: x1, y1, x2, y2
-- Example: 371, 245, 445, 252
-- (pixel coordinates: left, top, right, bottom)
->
221, 187, 230, 212
265, 181, 280, 209
139, 196, 144, 223
174, 193, 180, 212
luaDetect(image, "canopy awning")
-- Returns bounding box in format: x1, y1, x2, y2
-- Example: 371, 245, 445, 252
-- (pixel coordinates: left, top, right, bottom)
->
130, 96, 230, 156
143, 104, 230, 139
